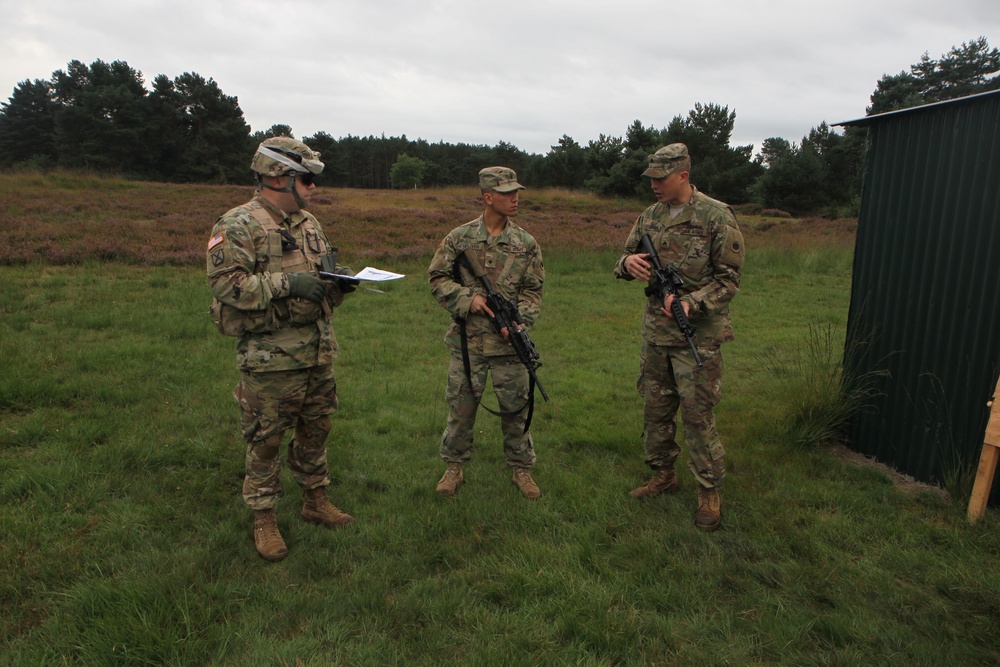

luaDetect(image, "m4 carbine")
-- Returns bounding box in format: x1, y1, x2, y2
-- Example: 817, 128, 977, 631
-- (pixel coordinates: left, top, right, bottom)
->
637, 232, 703, 367
457, 250, 549, 402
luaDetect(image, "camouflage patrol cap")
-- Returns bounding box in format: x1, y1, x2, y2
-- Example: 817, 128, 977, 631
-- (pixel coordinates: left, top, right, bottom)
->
642, 143, 689, 178
250, 136, 324, 177
479, 166, 525, 193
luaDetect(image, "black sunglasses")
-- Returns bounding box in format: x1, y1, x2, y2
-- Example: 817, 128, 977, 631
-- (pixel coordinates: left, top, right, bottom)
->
297, 172, 317, 186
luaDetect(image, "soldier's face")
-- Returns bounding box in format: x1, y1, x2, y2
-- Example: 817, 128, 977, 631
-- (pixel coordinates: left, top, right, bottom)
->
486, 190, 519, 217
650, 170, 687, 205
269, 174, 314, 211
293, 174, 315, 204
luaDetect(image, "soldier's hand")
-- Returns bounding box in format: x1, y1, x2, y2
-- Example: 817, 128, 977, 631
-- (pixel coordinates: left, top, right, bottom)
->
661, 294, 691, 319
335, 266, 358, 294
287, 272, 327, 302
470, 294, 495, 318
625, 253, 652, 281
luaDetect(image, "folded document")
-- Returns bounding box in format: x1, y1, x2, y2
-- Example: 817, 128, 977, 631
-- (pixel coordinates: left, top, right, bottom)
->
319, 267, 405, 283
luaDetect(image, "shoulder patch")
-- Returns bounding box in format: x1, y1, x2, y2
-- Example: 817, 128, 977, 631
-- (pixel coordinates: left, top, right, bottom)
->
720, 225, 745, 269
208, 232, 225, 250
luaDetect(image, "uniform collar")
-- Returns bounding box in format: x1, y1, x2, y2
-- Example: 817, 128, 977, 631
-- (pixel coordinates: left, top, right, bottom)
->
474, 215, 515, 242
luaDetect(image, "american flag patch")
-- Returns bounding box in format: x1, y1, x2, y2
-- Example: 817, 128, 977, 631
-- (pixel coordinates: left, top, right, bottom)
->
208, 232, 224, 250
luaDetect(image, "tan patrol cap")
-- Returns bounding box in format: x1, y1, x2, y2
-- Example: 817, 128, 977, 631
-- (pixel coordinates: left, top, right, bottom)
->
479, 166, 525, 192
642, 143, 689, 178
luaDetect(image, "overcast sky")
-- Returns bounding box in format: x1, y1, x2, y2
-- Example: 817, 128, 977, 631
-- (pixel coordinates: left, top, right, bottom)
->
2, 0, 997, 156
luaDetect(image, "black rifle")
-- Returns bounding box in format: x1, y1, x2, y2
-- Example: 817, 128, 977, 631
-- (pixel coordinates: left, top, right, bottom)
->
456, 250, 549, 403
637, 233, 703, 366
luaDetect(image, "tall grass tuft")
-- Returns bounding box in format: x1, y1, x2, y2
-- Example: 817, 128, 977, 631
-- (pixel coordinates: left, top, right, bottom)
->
757, 323, 885, 448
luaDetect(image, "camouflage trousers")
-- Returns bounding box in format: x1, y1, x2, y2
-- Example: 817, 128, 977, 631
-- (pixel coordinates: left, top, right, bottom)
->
638, 342, 726, 489
440, 352, 536, 468
233, 364, 338, 510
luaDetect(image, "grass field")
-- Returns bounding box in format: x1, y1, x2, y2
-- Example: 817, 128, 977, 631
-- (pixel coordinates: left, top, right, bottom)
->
2, 174, 999, 665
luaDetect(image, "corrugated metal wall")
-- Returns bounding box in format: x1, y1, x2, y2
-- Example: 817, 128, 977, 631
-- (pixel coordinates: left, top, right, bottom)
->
841, 91, 1000, 492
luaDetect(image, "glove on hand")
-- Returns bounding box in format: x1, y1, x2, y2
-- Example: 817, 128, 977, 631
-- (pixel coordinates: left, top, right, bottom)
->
286, 272, 327, 303
335, 266, 358, 294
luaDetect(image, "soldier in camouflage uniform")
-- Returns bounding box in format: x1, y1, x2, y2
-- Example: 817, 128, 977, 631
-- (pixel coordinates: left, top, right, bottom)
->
207, 137, 358, 562
614, 143, 745, 532
428, 167, 545, 500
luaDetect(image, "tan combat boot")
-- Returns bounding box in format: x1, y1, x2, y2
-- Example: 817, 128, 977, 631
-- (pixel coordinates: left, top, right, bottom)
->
435, 462, 464, 496
253, 509, 288, 562
695, 486, 722, 532
629, 465, 679, 499
301, 487, 355, 528
512, 467, 541, 500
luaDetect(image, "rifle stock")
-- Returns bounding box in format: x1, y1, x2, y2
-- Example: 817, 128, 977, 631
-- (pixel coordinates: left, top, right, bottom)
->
637, 233, 703, 367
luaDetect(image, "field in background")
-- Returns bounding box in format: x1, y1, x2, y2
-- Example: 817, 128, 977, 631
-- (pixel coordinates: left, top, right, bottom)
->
3, 173, 997, 666
0, 171, 856, 266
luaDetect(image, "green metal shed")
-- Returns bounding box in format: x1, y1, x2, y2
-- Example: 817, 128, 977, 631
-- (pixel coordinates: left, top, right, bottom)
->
836, 90, 1000, 494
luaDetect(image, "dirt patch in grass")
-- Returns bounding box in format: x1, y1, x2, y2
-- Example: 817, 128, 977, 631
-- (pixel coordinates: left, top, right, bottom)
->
828, 441, 950, 500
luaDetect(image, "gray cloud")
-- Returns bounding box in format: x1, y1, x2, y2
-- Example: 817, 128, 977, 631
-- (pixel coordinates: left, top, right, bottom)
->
1, 0, 996, 154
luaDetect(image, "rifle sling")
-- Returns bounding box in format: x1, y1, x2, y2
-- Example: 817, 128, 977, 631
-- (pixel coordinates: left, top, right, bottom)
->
457, 315, 535, 434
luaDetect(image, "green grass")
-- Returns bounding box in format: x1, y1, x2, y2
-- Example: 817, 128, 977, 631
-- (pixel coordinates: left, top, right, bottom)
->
2, 246, 1000, 665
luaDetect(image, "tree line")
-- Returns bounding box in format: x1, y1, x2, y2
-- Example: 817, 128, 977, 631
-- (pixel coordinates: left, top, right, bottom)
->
1, 37, 996, 215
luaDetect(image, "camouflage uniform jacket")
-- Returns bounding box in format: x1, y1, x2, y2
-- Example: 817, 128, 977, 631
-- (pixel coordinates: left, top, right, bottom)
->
207, 194, 349, 372
428, 215, 544, 356
614, 186, 745, 347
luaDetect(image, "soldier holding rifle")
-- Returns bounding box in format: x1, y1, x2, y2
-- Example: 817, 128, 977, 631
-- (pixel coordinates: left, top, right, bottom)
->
614, 143, 745, 531
428, 167, 546, 500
